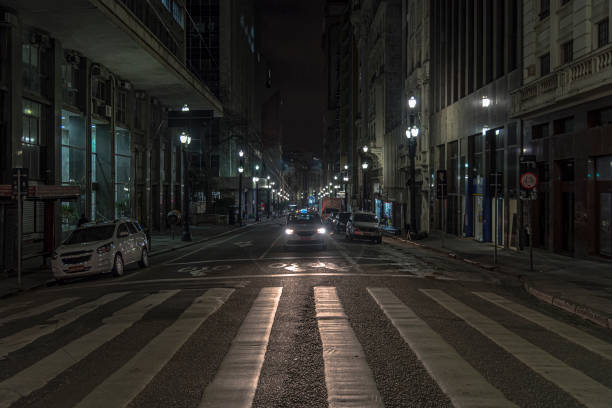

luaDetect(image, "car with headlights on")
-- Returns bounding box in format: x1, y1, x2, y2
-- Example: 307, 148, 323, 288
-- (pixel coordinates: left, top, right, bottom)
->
283, 211, 328, 250
51, 219, 149, 281
346, 212, 382, 243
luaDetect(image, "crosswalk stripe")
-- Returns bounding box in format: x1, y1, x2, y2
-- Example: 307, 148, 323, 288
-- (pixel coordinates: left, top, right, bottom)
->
368, 288, 517, 408
0, 290, 178, 408
315, 286, 383, 408
0, 302, 31, 316
0, 298, 79, 326
474, 292, 612, 361
0, 292, 128, 359
422, 289, 612, 408
75, 288, 234, 408
199, 287, 282, 408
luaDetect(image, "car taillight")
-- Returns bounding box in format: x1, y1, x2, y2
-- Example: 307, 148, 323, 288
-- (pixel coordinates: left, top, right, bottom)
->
96, 242, 114, 254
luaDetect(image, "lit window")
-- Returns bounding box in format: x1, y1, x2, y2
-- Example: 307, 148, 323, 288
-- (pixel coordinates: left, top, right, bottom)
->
22, 100, 41, 145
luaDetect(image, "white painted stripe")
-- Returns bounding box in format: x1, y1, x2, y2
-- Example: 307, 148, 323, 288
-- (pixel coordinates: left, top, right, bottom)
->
0, 302, 31, 316
166, 229, 255, 263
0, 292, 128, 358
0, 290, 177, 408
258, 233, 284, 259
0, 298, 78, 326
422, 289, 612, 408
315, 286, 383, 408
474, 292, 612, 361
199, 287, 282, 408
368, 288, 516, 408
76, 288, 234, 408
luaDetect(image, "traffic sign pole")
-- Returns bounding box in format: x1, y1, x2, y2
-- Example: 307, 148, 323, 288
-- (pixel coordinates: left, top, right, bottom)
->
17, 169, 22, 290
494, 179, 498, 265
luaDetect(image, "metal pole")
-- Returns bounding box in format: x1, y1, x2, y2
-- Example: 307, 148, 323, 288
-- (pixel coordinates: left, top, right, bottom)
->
362, 169, 366, 211
441, 199, 445, 248
255, 182, 259, 221
494, 178, 498, 264
529, 199, 534, 271
238, 172, 243, 226
17, 169, 22, 290
410, 140, 417, 234
181, 147, 191, 241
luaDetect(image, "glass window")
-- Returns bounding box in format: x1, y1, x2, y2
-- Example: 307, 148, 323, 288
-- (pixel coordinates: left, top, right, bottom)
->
64, 225, 115, 244
117, 223, 129, 237
115, 128, 131, 218
596, 156, 612, 181
22, 43, 41, 92
561, 40, 573, 64
22, 100, 40, 145
60, 110, 86, 185
540, 53, 550, 76
126, 222, 138, 234
598, 18, 609, 48
539, 0, 550, 20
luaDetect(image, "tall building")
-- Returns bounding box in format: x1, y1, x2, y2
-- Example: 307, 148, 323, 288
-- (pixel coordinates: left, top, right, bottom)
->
426, 0, 522, 247
0, 0, 222, 270
512, 0, 612, 258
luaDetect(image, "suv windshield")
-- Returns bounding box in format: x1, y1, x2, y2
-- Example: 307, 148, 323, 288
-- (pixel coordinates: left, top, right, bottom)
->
288, 213, 321, 224
64, 225, 116, 244
354, 214, 378, 223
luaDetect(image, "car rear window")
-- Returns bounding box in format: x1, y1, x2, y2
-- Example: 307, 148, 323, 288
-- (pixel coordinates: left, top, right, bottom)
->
354, 214, 378, 223
64, 225, 116, 244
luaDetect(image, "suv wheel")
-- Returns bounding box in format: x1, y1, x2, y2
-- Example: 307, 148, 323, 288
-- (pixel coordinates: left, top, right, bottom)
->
113, 253, 124, 277
138, 248, 149, 268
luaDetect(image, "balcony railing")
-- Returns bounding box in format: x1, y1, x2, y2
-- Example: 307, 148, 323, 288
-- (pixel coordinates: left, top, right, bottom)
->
512, 44, 612, 116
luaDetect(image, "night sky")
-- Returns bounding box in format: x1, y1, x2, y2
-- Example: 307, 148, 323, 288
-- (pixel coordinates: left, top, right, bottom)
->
255, 0, 326, 156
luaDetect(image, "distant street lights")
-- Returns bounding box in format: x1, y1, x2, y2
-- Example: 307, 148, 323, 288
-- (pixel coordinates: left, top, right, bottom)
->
179, 131, 192, 241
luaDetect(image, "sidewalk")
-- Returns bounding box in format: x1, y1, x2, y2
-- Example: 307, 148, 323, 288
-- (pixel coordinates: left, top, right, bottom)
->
0, 220, 263, 299
386, 230, 612, 330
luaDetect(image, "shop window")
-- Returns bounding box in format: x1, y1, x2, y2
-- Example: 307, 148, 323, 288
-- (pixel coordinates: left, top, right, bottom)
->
532, 122, 549, 140
60, 110, 86, 188
540, 53, 550, 76
598, 18, 609, 48
596, 156, 612, 181
553, 116, 574, 135
115, 128, 131, 218
561, 40, 573, 65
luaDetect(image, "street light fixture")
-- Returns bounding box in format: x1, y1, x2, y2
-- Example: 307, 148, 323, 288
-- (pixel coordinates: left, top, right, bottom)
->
181, 104, 190, 112
362, 162, 369, 170
238, 150, 244, 157
481, 96, 491, 108
255, 164, 260, 171
344, 164, 349, 170
408, 96, 417, 109
179, 131, 192, 241
362, 145, 369, 153
361, 162, 369, 211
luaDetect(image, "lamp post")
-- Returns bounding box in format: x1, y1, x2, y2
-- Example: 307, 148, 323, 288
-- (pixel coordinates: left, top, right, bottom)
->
343, 175, 349, 211
253, 174, 260, 222
362, 162, 369, 211
179, 131, 192, 241
238, 150, 244, 226
407, 95, 419, 236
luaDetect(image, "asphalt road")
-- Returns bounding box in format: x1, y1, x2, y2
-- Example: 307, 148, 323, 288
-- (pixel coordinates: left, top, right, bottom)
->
1, 219, 612, 407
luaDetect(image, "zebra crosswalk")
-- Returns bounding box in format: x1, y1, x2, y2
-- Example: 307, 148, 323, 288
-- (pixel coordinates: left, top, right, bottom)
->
0, 285, 611, 407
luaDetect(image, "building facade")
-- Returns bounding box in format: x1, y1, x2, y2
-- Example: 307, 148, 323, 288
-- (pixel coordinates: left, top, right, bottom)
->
0, 0, 222, 271
512, 0, 612, 258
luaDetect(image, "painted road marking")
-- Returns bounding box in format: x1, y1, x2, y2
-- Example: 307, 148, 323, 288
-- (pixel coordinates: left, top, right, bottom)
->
0, 302, 32, 316
234, 241, 253, 248
0, 292, 128, 359
315, 286, 383, 407
166, 229, 254, 264
165, 256, 386, 266
199, 287, 282, 408
75, 288, 234, 408
0, 298, 79, 327
258, 233, 284, 259
474, 292, 612, 361
368, 288, 516, 408
422, 289, 612, 408
0, 290, 178, 408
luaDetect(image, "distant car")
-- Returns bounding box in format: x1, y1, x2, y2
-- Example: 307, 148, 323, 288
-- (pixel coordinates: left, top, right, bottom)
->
51, 219, 149, 281
346, 212, 382, 243
283, 211, 328, 250
335, 212, 352, 232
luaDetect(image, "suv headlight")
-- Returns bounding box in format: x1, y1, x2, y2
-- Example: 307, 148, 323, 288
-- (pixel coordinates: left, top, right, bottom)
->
317, 227, 326, 234
96, 242, 114, 254
285, 228, 294, 235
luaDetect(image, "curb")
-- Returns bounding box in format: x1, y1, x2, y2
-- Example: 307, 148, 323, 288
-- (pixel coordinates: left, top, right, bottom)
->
385, 236, 499, 273
522, 280, 612, 330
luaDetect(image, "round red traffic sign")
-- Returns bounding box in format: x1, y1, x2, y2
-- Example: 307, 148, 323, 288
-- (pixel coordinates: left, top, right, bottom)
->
520, 172, 538, 190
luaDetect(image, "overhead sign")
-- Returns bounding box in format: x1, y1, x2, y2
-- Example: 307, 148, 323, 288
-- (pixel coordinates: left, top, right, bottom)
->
436, 170, 447, 199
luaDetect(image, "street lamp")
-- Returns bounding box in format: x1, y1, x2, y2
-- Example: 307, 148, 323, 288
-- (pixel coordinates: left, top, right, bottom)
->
408, 96, 417, 109
481, 96, 490, 108
344, 164, 349, 170
181, 104, 190, 112
253, 175, 260, 221
238, 150, 244, 226
179, 131, 192, 241
362, 145, 369, 153
407, 95, 419, 235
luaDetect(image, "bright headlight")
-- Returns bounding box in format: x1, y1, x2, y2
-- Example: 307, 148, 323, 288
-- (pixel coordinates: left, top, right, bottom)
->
317, 227, 326, 234
285, 228, 294, 235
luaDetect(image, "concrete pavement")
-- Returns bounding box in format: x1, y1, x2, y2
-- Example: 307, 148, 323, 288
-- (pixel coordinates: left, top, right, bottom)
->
385, 230, 612, 330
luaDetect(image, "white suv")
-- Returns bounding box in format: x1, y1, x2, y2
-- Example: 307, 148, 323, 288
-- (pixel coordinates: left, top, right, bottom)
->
51, 219, 149, 281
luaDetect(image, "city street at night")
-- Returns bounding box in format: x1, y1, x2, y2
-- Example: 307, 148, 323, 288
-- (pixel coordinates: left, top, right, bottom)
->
1, 221, 612, 407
